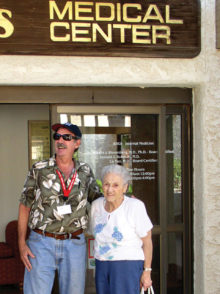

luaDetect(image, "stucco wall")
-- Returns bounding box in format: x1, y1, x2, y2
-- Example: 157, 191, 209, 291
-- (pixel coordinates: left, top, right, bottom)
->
0, 0, 219, 294
200, 1, 220, 294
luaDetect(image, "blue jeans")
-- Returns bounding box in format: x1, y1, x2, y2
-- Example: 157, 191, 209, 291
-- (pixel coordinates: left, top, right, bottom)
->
95, 259, 144, 294
24, 230, 87, 294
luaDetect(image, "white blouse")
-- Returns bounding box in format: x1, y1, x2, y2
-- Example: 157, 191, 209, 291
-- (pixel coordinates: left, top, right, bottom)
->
90, 196, 153, 261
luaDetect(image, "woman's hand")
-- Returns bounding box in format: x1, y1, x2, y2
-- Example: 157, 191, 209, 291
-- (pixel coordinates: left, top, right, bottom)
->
140, 271, 152, 291
141, 231, 153, 291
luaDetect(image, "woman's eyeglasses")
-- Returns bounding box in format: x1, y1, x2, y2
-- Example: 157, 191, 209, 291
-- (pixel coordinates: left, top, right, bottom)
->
53, 133, 79, 141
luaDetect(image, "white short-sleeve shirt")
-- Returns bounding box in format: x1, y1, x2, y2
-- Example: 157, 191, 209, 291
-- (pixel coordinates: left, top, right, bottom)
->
90, 196, 153, 261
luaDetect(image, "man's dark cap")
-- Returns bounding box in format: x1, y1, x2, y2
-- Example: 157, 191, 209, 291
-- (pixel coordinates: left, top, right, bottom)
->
52, 122, 82, 138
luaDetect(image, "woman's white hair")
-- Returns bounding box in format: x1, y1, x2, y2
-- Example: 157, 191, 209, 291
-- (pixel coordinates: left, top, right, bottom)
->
101, 164, 131, 185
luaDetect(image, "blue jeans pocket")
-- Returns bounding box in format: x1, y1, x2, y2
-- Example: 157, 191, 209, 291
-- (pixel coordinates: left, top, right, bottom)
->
28, 230, 42, 243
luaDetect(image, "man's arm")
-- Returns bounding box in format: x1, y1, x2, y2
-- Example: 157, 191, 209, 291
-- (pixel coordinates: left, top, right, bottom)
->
140, 230, 153, 290
86, 167, 103, 203
18, 203, 35, 271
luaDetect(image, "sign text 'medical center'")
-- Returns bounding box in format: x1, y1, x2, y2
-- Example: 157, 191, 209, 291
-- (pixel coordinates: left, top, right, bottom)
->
49, 2, 184, 44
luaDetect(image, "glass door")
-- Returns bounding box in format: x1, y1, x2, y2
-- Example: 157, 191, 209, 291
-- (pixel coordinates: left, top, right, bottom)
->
165, 105, 192, 294
51, 104, 192, 294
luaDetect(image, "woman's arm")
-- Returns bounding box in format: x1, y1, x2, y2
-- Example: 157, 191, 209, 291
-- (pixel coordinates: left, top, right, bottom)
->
140, 230, 153, 290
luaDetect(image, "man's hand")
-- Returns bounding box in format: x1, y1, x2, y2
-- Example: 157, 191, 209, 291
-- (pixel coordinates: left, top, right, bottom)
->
19, 242, 35, 272
18, 203, 34, 271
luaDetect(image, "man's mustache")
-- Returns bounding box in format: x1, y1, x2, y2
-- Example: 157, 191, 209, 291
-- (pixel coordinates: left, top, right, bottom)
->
57, 142, 67, 149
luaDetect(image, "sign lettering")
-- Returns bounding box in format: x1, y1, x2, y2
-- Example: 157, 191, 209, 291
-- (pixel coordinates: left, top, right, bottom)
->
0, 9, 14, 38
49, 3, 183, 45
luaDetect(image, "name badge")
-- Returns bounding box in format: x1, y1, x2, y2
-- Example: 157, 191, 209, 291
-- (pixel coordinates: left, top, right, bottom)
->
57, 205, 72, 215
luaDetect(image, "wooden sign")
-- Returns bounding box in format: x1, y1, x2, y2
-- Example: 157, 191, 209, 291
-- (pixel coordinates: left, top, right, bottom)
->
0, 0, 201, 58
217, 0, 220, 49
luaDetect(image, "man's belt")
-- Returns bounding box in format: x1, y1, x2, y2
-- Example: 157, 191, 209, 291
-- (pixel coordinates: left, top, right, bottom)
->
33, 228, 83, 240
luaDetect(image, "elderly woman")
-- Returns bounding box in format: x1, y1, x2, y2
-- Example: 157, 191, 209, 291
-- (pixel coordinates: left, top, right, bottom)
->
90, 164, 153, 294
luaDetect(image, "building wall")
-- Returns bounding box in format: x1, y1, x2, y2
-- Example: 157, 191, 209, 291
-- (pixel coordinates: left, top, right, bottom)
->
0, 1, 219, 294
0, 105, 49, 241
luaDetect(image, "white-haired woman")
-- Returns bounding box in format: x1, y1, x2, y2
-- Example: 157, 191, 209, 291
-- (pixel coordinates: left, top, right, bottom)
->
90, 164, 153, 294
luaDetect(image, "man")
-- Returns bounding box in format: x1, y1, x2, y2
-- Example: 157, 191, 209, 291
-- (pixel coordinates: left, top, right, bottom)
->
18, 122, 102, 294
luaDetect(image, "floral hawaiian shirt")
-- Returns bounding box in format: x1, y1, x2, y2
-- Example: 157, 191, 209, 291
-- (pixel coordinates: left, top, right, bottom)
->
20, 156, 102, 233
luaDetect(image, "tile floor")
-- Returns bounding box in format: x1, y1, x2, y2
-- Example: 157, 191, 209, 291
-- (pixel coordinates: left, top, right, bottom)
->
0, 285, 22, 294
0, 284, 59, 294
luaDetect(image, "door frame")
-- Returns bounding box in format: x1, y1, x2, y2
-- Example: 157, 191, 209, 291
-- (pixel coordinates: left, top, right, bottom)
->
51, 103, 193, 294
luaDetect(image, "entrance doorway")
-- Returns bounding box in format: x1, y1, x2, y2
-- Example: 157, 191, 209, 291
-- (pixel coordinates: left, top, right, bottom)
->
51, 104, 192, 294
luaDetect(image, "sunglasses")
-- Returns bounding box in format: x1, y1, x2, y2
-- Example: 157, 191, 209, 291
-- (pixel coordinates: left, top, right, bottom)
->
53, 133, 79, 141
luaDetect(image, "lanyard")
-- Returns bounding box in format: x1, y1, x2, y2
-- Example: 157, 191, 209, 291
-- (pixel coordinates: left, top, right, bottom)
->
56, 169, 77, 197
